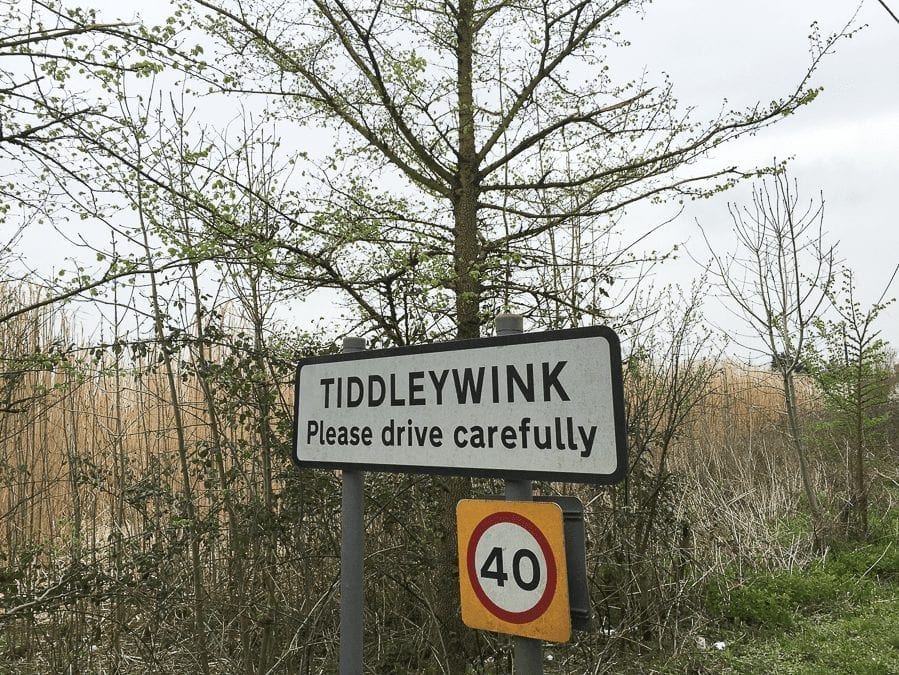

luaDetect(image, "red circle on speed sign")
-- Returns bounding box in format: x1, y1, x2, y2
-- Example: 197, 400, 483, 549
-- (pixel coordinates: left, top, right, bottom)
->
466, 511, 558, 624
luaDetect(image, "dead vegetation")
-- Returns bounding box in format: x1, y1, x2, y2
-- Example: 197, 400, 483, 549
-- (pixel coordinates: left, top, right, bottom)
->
0, 299, 895, 673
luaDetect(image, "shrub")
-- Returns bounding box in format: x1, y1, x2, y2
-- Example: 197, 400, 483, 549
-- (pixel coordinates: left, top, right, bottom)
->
707, 580, 795, 628
707, 564, 877, 629
824, 543, 899, 581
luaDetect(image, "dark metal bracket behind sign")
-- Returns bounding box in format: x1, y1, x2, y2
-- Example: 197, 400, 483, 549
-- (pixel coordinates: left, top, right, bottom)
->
487, 494, 591, 632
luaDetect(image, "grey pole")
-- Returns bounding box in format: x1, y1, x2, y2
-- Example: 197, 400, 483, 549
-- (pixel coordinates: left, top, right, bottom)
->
340, 336, 366, 674
495, 314, 543, 675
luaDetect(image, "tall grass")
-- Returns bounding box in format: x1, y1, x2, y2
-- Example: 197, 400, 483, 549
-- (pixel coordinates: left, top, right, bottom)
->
675, 365, 823, 568
1, 297, 895, 672
1, 293, 343, 672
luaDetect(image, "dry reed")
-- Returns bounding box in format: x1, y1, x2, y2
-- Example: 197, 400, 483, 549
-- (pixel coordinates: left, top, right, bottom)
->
1, 298, 894, 672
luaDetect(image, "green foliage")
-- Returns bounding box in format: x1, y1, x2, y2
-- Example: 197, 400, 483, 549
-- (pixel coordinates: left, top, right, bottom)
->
661, 530, 898, 674
707, 577, 796, 629
807, 267, 894, 433
700, 600, 899, 674
825, 542, 899, 581
707, 558, 883, 630
804, 266, 896, 537
0, 0, 878, 671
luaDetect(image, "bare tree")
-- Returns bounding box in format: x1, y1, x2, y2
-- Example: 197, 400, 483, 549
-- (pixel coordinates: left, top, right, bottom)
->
703, 171, 835, 545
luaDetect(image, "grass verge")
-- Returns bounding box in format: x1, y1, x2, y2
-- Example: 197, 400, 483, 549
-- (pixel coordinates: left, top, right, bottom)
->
645, 539, 899, 674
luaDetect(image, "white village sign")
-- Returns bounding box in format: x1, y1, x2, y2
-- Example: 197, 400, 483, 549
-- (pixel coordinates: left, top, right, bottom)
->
292, 326, 626, 483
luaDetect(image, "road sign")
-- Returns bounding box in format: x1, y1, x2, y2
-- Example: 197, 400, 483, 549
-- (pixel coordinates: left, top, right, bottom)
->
457, 499, 570, 642
293, 326, 626, 483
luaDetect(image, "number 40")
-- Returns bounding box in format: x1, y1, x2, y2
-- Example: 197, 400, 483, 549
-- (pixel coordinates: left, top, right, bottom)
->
480, 546, 541, 591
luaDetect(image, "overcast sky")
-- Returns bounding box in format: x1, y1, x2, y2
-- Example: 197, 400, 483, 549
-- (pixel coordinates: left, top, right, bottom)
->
24, 0, 899, 353
621, 0, 899, 353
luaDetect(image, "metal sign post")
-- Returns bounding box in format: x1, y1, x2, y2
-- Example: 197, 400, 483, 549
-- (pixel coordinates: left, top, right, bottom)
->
339, 337, 365, 674
496, 314, 543, 674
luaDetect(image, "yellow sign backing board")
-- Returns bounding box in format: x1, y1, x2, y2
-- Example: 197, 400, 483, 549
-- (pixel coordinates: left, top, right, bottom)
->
457, 499, 570, 643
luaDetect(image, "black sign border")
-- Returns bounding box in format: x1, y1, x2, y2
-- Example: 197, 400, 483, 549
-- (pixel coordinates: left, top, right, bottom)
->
291, 325, 627, 484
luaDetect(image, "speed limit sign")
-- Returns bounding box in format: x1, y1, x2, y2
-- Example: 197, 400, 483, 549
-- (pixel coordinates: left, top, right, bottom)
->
457, 499, 570, 642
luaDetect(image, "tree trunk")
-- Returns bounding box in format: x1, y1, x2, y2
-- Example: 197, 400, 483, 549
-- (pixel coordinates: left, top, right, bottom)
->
427, 1, 481, 670
849, 365, 867, 538
453, 0, 481, 344
185, 260, 254, 668
137, 188, 211, 675
783, 370, 827, 547
250, 283, 278, 673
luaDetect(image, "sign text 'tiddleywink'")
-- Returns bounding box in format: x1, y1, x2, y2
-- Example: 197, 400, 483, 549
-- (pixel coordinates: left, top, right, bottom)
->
292, 327, 626, 483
